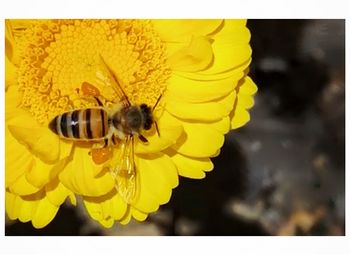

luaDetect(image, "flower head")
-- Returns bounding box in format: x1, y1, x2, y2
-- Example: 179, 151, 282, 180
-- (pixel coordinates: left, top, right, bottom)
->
5, 19, 257, 228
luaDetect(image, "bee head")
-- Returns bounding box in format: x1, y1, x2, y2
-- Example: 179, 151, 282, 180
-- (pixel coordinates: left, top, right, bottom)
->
140, 104, 153, 130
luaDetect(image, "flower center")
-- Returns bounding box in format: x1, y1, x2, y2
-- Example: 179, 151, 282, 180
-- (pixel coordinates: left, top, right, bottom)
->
17, 19, 170, 124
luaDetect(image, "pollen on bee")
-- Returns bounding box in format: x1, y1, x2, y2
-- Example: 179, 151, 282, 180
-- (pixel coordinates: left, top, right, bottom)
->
91, 146, 112, 164
81, 82, 101, 97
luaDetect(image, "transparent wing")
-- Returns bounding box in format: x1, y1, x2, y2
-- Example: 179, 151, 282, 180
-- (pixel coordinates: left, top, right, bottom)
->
95, 54, 131, 107
110, 136, 138, 204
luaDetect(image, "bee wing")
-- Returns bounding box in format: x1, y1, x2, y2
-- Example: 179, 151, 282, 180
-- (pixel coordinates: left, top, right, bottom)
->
95, 54, 131, 107
110, 136, 139, 204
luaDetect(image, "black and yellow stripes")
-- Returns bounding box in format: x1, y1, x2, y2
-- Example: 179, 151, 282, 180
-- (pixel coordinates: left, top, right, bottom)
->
48, 108, 109, 140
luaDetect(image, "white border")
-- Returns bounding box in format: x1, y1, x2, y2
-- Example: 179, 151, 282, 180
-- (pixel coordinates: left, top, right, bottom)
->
0, 0, 348, 18
1, 1, 349, 255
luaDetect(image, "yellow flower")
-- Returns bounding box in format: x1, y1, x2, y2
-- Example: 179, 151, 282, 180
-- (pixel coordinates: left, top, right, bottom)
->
5, 19, 257, 228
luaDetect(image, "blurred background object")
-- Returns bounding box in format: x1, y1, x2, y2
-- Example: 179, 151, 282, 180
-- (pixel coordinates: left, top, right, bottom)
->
5, 19, 345, 236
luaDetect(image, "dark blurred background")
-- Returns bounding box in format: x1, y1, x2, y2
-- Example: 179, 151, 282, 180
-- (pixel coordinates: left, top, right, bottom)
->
6, 19, 345, 236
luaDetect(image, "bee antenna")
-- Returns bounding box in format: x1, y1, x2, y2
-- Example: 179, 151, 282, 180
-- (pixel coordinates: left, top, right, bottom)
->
99, 54, 131, 106
154, 121, 160, 137
152, 93, 163, 113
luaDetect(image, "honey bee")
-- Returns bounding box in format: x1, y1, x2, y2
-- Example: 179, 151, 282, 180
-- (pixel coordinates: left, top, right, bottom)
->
48, 55, 162, 203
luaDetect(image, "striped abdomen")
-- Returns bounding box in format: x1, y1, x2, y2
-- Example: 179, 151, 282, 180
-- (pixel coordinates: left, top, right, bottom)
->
49, 108, 109, 140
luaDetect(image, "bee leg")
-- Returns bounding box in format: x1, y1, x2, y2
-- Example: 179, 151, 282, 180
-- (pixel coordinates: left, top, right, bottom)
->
155, 121, 160, 137
103, 138, 109, 148
138, 134, 149, 144
111, 134, 117, 145
94, 96, 103, 107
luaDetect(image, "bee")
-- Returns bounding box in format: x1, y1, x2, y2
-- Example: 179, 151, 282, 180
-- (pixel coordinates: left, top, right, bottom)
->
48, 55, 162, 203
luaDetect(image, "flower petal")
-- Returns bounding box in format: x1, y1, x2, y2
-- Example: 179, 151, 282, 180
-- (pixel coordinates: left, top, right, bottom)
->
8, 125, 60, 164
167, 36, 213, 72
230, 106, 250, 129
230, 76, 258, 129
59, 146, 115, 196
9, 174, 41, 196
100, 217, 114, 228
165, 91, 236, 122
212, 19, 250, 44
6, 189, 59, 229
208, 116, 231, 134
6, 190, 38, 222
199, 42, 252, 75
131, 207, 148, 222
5, 56, 18, 89
171, 120, 225, 158
5, 86, 23, 120
5, 20, 21, 65
133, 153, 178, 213
239, 76, 258, 95
166, 73, 240, 103
166, 148, 213, 179
153, 19, 222, 42
120, 209, 132, 225
109, 193, 128, 220
84, 190, 128, 225
174, 59, 250, 81
25, 142, 72, 189
45, 178, 73, 207
32, 200, 59, 229
5, 127, 34, 188
135, 111, 184, 154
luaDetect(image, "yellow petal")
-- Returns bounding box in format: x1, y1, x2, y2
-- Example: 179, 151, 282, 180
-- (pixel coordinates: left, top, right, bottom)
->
6, 88, 53, 155
59, 146, 115, 196
135, 111, 184, 154
166, 73, 240, 103
131, 207, 148, 222
230, 76, 257, 129
5, 56, 18, 89
174, 59, 250, 81
167, 36, 213, 72
171, 120, 225, 158
6, 191, 38, 222
83, 197, 104, 221
5, 127, 34, 187
32, 196, 59, 229
237, 93, 255, 109
5, 20, 20, 65
133, 153, 178, 212
213, 19, 250, 44
119, 209, 132, 225
6, 191, 17, 220
208, 116, 231, 134
239, 76, 258, 96
69, 193, 77, 206
199, 42, 252, 75
84, 191, 127, 225
25, 141, 72, 189
109, 193, 128, 220
45, 178, 73, 207
5, 85, 23, 120
165, 91, 236, 122
166, 148, 213, 179
6, 189, 58, 228
9, 174, 41, 196
230, 106, 250, 129
153, 19, 222, 42
100, 217, 114, 228
8, 125, 60, 164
